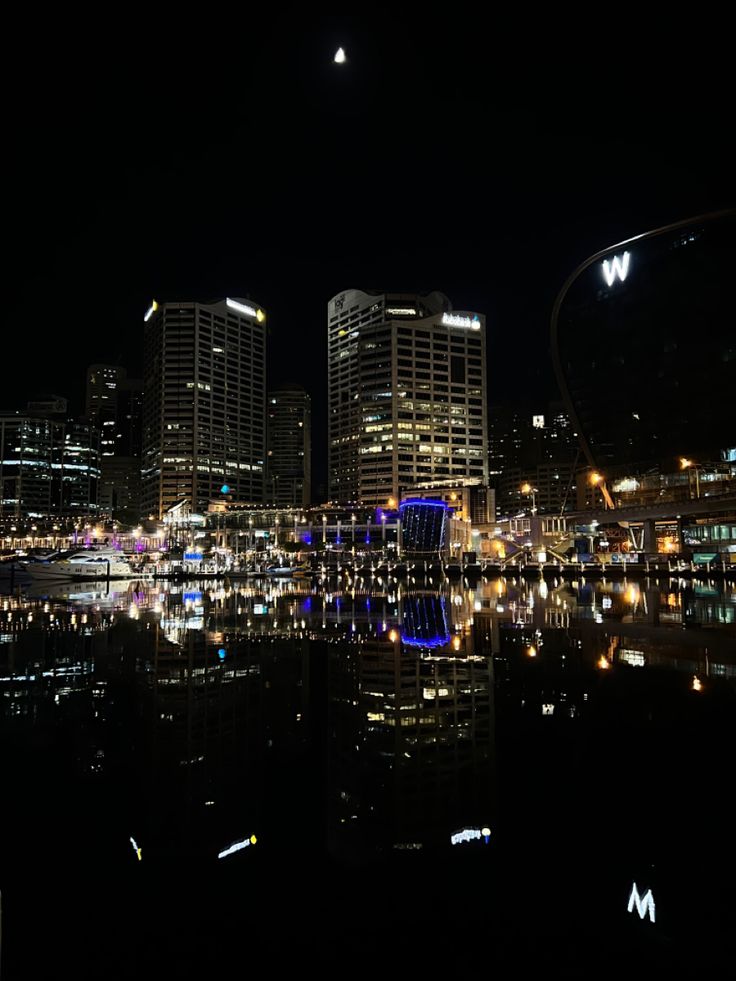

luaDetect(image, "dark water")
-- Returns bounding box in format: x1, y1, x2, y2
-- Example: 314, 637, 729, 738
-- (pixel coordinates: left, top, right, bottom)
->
1, 576, 734, 977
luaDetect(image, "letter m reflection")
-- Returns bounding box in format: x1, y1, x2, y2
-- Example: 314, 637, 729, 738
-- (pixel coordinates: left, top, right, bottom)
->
602, 251, 631, 286
627, 882, 656, 923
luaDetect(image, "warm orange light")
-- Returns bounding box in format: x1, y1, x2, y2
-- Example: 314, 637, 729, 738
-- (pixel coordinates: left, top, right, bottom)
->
450, 492, 458, 501
597, 655, 611, 670
387, 497, 397, 508
679, 457, 693, 470
388, 629, 398, 643
520, 482, 532, 494
452, 636, 462, 652
692, 675, 703, 692
590, 472, 603, 486
527, 645, 537, 658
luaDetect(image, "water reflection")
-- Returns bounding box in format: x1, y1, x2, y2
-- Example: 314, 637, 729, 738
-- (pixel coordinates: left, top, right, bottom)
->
0, 575, 734, 974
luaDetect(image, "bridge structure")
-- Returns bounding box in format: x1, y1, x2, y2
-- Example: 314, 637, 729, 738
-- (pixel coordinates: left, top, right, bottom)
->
562, 492, 736, 553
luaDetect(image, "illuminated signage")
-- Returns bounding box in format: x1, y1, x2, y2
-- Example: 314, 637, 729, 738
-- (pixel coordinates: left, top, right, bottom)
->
602, 251, 630, 286
442, 312, 481, 329
627, 882, 655, 923
532, 415, 545, 429
451, 826, 491, 846
143, 300, 158, 322
612, 477, 640, 493
184, 551, 203, 562
226, 298, 263, 320
386, 307, 417, 316
253, 604, 267, 615
218, 834, 257, 859
129, 836, 142, 861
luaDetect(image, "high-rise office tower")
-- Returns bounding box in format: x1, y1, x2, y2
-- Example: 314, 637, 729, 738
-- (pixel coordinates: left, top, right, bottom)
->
141, 297, 267, 518
86, 365, 143, 515
0, 404, 100, 519
327, 290, 488, 507
267, 384, 311, 507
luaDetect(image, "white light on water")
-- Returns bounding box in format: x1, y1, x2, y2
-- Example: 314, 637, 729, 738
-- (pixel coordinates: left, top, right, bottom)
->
218, 834, 257, 859
628, 882, 655, 922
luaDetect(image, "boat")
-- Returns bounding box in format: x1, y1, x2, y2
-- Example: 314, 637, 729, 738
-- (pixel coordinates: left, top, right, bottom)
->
23, 547, 136, 581
265, 562, 310, 577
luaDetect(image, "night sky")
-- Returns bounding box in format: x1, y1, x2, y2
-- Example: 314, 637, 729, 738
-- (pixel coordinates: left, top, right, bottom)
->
5, 12, 733, 488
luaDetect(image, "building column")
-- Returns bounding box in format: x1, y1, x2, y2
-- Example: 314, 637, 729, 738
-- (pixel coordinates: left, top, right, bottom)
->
642, 519, 656, 555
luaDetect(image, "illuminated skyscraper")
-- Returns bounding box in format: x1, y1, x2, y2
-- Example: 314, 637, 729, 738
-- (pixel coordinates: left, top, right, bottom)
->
267, 384, 311, 507
141, 297, 267, 518
86, 365, 143, 515
327, 290, 488, 507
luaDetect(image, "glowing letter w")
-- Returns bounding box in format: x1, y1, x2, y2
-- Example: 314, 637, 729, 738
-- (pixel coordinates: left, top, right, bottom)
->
602, 251, 630, 286
627, 882, 656, 923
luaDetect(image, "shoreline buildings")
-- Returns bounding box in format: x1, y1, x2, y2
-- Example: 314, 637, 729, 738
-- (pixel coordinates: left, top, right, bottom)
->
141, 297, 267, 518
327, 290, 488, 508
267, 384, 311, 507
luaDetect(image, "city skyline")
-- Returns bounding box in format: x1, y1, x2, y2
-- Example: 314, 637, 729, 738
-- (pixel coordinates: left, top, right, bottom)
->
5, 15, 732, 419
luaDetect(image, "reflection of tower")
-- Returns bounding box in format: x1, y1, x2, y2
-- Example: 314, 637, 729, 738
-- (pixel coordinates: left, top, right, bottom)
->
328, 629, 495, 860
136, 585, 313, 859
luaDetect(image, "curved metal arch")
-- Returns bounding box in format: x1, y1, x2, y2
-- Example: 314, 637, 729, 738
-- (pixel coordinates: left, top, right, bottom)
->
549, 208, 736, 473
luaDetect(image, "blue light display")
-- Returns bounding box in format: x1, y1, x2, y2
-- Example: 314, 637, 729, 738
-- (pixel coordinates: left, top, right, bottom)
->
218, 648, 227, 660
401, 595, 450, 648
399, 499, 448, 557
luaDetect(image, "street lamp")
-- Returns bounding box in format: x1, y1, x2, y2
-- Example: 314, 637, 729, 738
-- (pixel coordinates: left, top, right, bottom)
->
520, 482, 538, 514
679, 457, 700, 499
322, 514, 327, 545
589, 471, 613, 510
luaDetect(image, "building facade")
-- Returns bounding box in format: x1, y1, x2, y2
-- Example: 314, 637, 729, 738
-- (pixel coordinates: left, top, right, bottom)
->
266, 384, 311, 507
489, 402, 578, 516
552, 210, 735, 493
0, 410, 100, 519
86, 365, 143, 515
327, 290, 488, 507
141, 297, 267, 518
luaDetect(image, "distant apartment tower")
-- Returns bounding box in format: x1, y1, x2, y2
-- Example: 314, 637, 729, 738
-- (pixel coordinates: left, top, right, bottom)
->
267, 384, 311, 507
86, 365, 143, 515
489, 402, 578, 515
141, 297, 267, 518
327, 290, 488, 507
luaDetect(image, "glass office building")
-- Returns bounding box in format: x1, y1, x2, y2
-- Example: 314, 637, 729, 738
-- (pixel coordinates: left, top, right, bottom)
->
552, 210, 735, 487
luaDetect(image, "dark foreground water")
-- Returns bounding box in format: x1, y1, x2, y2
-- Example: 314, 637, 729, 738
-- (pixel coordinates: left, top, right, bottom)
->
1, 576, 734, 977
